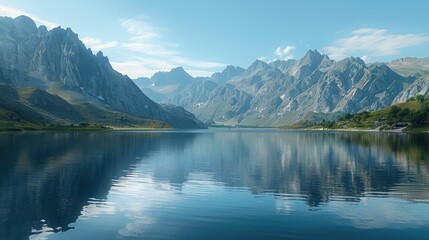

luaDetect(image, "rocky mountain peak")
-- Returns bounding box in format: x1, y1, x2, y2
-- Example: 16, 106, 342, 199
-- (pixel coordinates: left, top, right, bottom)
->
0, 16, 38, 41
170, 66, 188, 75
151, 66, 193, 87
37, 25, 48, 36
223, 65, 240, 73
369, 62, 391, 72
269, 59, 297, 74
290, 49, 328, 78
391, 57, 419, 63
14, 15, 37, 30
351, 57, 365, 66
211, 65, 245, 82
250, 59, 269, 67
0, 15, 205, 129
246, 60, 271, 73
302, 49, 323, 64
163, 66, 192, 78
96, 51, 104, 58
334, 57, 365, 70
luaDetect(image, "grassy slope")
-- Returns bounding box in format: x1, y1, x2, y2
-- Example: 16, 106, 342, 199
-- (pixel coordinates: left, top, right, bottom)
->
334, 101, 427, 129
0, 108, 41, 130
334, 100, 429, 131
282, 97, 429, 132
0, 84, 172, 131
75, 103, 172, 129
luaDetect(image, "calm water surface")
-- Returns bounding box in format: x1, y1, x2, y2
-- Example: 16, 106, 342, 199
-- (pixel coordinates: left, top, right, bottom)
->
1, 129, 429, 240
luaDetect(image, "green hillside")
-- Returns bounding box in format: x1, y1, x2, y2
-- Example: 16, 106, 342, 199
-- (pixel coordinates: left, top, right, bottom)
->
0, 108, 41, 130
284, 95, 429, 132
75, 103, 172, 129
0, 84, 172, 131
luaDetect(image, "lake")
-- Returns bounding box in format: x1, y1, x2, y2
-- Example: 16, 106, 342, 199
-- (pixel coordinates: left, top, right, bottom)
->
1, 129, 429, 240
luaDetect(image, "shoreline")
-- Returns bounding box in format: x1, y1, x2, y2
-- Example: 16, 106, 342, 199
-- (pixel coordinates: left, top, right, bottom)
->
1, 125, 428, 133
280, 126, 429, 133
110, 127, 175, 131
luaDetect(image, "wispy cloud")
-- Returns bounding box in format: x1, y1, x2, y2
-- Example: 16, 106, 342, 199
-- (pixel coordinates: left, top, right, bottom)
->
120, 18, 177, 56
111, 55, 226, 79
111, 60, 159, 78
81, 37, 118, 52
122, 42, 178, 56
111, 56, 176, 78
186, 69, 216, 77
0, 4, 58, 29
275, 46, 296, 60
0, 6, 226, 78
170, 56, 225, 69
121, 18, 160, 40
323, 28, 429, 60
111, 18, 226, 78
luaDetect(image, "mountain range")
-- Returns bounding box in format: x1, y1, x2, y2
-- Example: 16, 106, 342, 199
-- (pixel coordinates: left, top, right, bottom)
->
0, 16, 205, 129
136, 50, 429, 126
1, 15, 428, 129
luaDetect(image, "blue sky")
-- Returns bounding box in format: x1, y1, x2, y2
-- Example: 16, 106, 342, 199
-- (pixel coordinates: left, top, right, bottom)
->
0, 0, 428, 78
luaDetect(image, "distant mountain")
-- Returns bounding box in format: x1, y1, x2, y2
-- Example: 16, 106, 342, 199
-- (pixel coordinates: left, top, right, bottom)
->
0, 16, 205, 128
140, 50, 428, 127
134, 66, 245, 104
387, 58, 429, 103
387, 57, 429, 76
152, 67, 194, 86
269, 59, 297, 74
210, 65, 245, 83
134, 67, 195, 103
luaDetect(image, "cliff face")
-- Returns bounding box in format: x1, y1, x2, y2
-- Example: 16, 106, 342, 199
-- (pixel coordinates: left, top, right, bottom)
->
137, 50, 426, 126
0, 16, 204, 128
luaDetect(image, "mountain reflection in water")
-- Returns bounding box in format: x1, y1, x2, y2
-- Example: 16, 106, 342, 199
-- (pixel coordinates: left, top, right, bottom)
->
0, 130, 428, 240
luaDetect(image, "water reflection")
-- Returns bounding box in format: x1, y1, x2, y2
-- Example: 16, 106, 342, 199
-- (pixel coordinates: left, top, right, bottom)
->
139, 131, 429, 206
0, 131, 196, 240
0, 130, 428, 239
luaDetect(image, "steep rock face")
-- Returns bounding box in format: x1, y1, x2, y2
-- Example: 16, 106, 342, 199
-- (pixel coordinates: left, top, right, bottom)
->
170, 79, 252, 124
388, 58, 429, 103
0, 16, 160, 116
0, 16, 204, 128
162, 50, 424, 126
230, 60, 284, 96
172, 79, 219, 108
269, 59, 297, 74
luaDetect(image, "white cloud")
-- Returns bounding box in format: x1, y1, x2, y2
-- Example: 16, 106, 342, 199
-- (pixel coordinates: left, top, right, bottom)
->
111, 57, 174, 78
0, 4, 58, 29
275, 45, 296, 60
323, 28, 429, 60
121, 18, 160, 40
110, 18, 226, 78
120, 18, 176, 56
170, 56, 225, 69
258, 56, 268, 61
186, 69, 216, 77
0, 5, 224, 78
81, 37, 118, 52
361, 56, 371, 63
122, 42, 177, 56
111, 55, 225, 78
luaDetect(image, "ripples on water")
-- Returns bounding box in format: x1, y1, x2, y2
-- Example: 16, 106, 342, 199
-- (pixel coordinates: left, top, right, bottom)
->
0, 130, 428, 240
